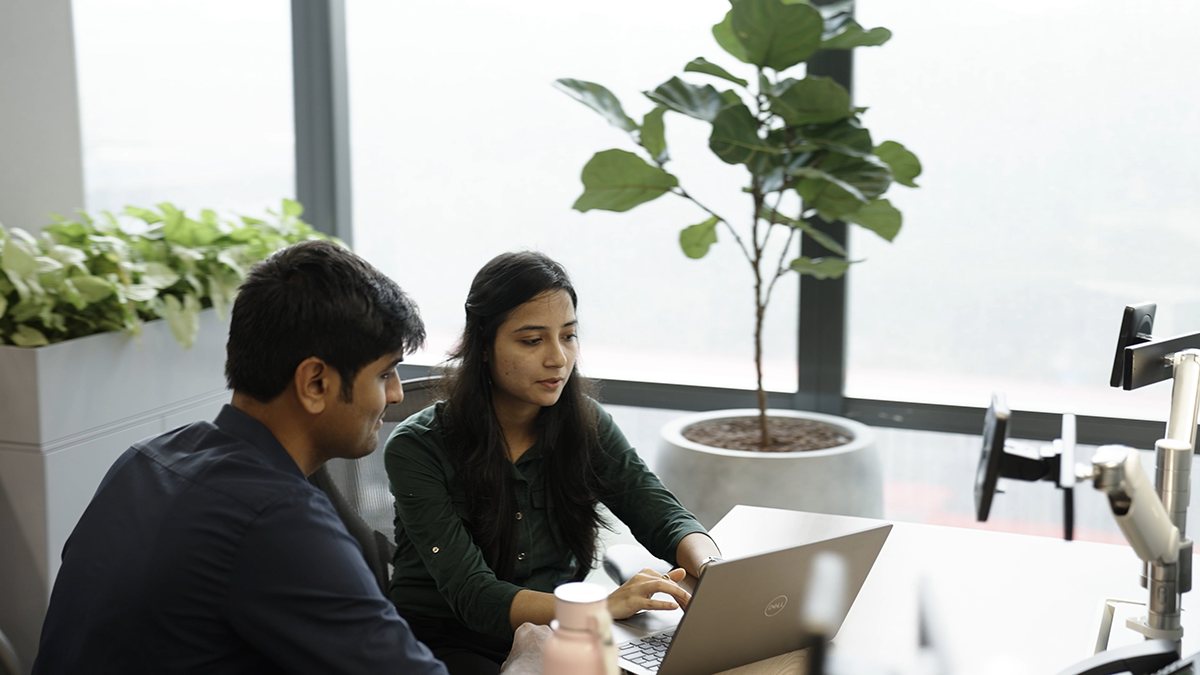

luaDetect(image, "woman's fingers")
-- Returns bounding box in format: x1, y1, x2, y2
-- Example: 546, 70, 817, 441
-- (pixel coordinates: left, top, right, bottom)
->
650, 579, 691, 608
640, 598, 680, 611
607, 567, 693, 618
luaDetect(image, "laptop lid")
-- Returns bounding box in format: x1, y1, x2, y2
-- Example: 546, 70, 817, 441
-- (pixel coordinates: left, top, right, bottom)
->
655, 522, 892, 675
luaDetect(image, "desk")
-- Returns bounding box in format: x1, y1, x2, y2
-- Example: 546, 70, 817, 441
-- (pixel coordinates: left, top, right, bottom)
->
619, 506, 1200, 675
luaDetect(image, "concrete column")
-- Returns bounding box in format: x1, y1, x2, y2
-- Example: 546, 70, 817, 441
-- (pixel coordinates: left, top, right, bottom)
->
0, 0, 86, 235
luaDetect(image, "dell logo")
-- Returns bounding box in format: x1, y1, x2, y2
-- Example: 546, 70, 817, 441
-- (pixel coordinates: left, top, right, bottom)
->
764, 595, 788, 617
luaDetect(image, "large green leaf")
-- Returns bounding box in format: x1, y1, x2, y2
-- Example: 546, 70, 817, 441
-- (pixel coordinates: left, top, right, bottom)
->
10, 324, 49, 347
645, 77, 727, 122
1, 230, 39, 278
5, 273, 32, 302
843, 198, 902, 241
163, 211, 218, 248
823, 24, 891, 49
768, 76, 853, 125
818, 2, 892, 49
70, 275, 115, 303
753, 130, 820, 191
874, 141, 922, 187
709, 104, 777, 166
121, 284, 159, 303
33, 258, 63, 284
282, 198, 304, 218
761, 207, 847, 256
794, 151, 893, 219
572, 149, 679, 213
683, 57, 749, 87
216, 250, 247, 277
124, 206, 163, 225
827, 155, 893, 201
679, 217, 720, 259
162, 293, 201, 350
56, 278, 85, 310
796, 118, 874, 157
792, 167, 868, 205
554, 79, 639, 133
789, 256, 851, 279
47, 245, 88, 274
208, 271, 241, 320
640, 107, 669, 164
730, 0, 824, 71
140, 261, 181, 289
712, 11, 751, 64
44, 219, 89, 245
9, 295, 44, 323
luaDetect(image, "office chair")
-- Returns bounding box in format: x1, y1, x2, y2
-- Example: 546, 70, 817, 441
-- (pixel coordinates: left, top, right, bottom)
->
0, 627, 19, 675
309, 376, 441, 594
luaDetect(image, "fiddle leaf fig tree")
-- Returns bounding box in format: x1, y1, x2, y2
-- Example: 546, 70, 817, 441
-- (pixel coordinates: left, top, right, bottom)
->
557, 0, 921, 449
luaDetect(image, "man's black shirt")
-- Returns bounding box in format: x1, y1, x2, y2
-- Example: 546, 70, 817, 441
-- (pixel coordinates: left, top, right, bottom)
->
33, 405, 448, 674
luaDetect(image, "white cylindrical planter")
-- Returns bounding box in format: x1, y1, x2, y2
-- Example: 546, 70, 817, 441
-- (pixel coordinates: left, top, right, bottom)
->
656, 409, 882, 528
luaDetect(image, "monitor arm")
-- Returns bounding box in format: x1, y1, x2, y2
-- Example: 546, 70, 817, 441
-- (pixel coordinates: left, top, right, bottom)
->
1081, 445, 1180, 566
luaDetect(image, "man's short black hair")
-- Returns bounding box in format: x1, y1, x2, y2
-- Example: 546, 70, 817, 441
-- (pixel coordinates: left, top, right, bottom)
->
225, 240, 425, 402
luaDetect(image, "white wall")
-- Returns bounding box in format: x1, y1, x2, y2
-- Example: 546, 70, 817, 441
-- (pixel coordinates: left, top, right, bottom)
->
0, 0, 85, 234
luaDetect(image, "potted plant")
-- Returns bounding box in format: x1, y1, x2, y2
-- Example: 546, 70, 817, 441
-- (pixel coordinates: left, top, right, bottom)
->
556, 0, 920, 525
0, 200, 326, 661
0, 198, 326, 348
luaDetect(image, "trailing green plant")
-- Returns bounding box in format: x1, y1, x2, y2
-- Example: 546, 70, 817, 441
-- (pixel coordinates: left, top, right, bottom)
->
557, 0, 921, 448
0, 199, 328, 349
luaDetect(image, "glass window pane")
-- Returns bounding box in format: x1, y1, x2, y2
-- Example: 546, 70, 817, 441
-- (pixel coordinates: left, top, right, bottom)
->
73, 0, 294, 215
847, 0, 1200, 420
346, 0, 799, 392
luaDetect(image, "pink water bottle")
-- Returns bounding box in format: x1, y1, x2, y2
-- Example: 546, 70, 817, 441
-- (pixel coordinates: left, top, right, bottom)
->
542, 582, 619, 675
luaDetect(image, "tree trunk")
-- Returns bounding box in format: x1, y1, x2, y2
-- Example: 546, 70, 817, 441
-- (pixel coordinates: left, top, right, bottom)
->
754, 289, 771, 450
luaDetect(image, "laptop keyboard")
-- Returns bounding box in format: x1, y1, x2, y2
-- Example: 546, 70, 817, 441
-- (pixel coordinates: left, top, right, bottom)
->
618, 630, 676, 672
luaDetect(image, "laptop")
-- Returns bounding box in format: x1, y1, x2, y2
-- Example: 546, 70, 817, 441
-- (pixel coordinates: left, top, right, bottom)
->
615, 522, 892, 675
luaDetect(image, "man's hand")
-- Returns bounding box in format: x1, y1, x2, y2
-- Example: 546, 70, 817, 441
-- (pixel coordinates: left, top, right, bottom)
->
501, 622, 552, 674
607, 567, 691, 620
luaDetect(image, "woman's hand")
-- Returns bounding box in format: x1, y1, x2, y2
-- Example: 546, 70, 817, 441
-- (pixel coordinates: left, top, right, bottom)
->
606, 567, 691, 620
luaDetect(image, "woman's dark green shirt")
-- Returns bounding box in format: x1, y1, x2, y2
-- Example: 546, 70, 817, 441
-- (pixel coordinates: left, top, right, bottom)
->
383, 400, 708, 640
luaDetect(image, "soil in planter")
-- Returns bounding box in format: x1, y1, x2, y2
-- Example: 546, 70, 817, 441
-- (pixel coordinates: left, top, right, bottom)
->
682, 416, 851, 453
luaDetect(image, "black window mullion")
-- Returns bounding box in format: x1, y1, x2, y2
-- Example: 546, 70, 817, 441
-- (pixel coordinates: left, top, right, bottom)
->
291, 0, 353, 246
795, 43, 853, 415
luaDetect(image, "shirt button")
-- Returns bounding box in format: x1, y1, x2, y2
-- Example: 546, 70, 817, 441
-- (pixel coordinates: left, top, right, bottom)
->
432, 547, 440, 553
518, 552, 527, 561
515, 512, 523, 520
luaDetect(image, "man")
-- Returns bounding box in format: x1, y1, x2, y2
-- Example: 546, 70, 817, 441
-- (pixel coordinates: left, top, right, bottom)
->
33, 241, 548, 673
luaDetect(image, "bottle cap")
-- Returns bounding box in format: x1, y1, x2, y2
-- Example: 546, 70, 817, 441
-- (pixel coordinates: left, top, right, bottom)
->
554, 582, 609, 631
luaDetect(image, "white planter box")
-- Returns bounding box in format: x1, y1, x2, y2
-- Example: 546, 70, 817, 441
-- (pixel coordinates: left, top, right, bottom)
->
0, 310, 229, 672
656, 409, 882, 528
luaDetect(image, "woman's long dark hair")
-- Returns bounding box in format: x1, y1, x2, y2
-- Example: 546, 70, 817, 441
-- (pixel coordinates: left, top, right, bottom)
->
440, 251, 607, 582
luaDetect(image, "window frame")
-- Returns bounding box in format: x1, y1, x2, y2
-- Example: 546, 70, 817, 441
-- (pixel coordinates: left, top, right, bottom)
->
296, 0, 1169, 449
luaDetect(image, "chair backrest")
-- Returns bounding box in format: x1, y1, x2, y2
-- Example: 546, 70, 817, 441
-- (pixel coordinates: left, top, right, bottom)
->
0, 627, 19, 675
309, 376, 442, 593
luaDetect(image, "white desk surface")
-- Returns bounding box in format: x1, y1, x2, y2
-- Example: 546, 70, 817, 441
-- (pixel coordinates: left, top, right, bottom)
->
624, 505, 1200, 675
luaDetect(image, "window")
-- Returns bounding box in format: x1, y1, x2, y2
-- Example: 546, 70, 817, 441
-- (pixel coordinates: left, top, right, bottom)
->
346, 0, 799, 391
73, 0, 295, 216
848, 0, 1200, 420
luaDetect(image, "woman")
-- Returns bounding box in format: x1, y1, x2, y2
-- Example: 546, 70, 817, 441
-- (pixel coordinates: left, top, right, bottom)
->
384, 251, 721, 674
